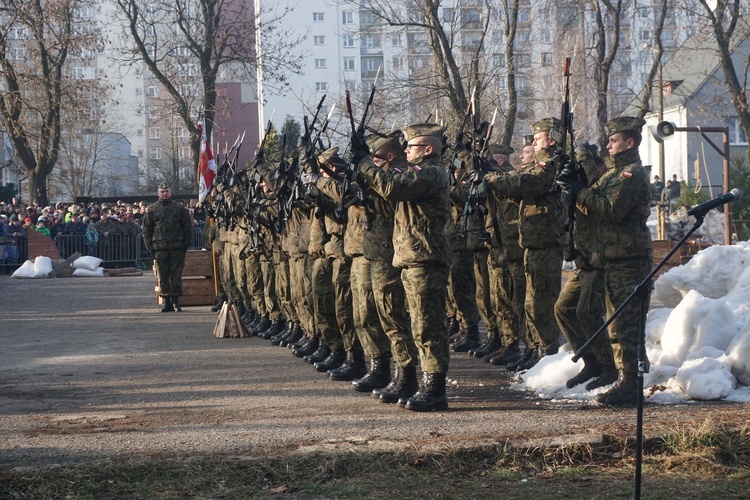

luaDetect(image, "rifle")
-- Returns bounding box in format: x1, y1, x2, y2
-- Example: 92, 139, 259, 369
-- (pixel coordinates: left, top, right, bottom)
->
336, 67, 379, 225
449, 87, 476, 186
555, 57, 579, 262
457, 107, 496, 241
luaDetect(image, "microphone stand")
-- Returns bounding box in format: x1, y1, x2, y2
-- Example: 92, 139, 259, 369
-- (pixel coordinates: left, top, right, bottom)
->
572, 211, 708, 500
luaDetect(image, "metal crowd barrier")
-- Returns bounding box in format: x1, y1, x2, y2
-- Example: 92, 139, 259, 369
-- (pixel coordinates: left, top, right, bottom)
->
1, 225, 206, 275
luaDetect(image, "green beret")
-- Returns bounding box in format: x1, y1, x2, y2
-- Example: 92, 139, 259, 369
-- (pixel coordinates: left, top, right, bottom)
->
366, 131, 403, 154
604, 116, 646, 137
317, 147, 347, 168
488, 143, 514, 156
523, 135, 534, 147
158, 181, 170, 189
403, 123, 446, 142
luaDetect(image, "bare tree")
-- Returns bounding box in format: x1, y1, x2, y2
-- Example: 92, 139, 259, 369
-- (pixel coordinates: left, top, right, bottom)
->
352, 0, 518, 141
113, 0, 305, 181
0, 0, 102, 206
694, 0, 750, 169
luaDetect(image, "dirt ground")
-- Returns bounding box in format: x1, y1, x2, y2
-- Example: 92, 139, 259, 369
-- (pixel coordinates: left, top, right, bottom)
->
1, 273, 748, 470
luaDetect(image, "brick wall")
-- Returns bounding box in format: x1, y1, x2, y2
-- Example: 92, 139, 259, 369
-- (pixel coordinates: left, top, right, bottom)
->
27, 230, 61, 260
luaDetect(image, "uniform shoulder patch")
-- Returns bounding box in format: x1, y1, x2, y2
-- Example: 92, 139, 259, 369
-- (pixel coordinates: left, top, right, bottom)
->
412, 165, 422, 172
622, 171, 632, 179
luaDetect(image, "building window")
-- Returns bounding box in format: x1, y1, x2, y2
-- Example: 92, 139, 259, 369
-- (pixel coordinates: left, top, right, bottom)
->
314, 58, 326, 69
315, 82, 327, 91
147, 85, 159, 97
136, 107, 143, 116
137, 149, 144, 157
392, 56, 403, 70
727, 117, 748, 145
519, 8, 530, 23
343, 57, 355, 71
146, 44, 156, 57
443, 8, 455, 23
342, 11, 353, 24
343, 35, 355, 48
541, 31, 552, 44
391, 35, 402, 47
640, 29, 650, 41
313, 12, 325, 22
135, 87, 143, 95
149, 127, 160, 139
314, 35, 326, 46
149, 147, 161, 160
541, 52, 552, 66
148, 106, 157, 119
363, 34, 381, 48
137, 129, 144, 137
175, 46, 190, 58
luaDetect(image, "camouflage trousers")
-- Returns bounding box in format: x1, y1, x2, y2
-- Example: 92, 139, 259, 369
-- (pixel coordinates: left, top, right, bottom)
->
487, 259, 519, 346
275, 253, 297, 323
154, 249, 186, 297
448, 250, 481, 329
474, 248, 497, 331
290, 254, 315, 336
554, 266, 614, 366
245, 251, 264, 313
311, 256, 341, 349
219, 243, 240, 303
370, 260, 419, 368
605, 256, 652, 375
351, 256, 391, 359
228, 242, 251, 309
261, 255, 281, 321
332, 257, 360, 352
402, 265, 450, 374
524, 247, 563, 351
505, 259, 528, 347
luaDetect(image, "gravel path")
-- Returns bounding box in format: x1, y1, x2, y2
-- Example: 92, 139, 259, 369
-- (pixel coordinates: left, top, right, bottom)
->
0, 274, 746, 469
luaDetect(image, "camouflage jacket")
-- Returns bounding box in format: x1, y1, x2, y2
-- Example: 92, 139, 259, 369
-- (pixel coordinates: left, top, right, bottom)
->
142, 198, 192, 252
358, 153, 451, 269
576, 148, 652, 260
483, 148, 566, 250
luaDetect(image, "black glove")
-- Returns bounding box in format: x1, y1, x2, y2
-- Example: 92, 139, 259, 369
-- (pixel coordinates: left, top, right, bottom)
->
452, 133, 467, 153
467, 169, 484, 185
350, 133, 370, 166
255, 148, 265, 163
556, 164, 583, 197
301, 171, 321, 186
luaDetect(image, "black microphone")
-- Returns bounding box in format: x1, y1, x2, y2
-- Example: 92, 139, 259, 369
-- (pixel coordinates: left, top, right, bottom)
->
687, 188, 743, 217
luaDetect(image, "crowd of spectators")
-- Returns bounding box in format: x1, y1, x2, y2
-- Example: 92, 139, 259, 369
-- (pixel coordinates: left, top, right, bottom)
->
1, 197, 205, 269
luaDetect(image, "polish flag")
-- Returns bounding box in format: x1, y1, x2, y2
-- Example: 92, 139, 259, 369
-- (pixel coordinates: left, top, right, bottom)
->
197, 121, 216, 203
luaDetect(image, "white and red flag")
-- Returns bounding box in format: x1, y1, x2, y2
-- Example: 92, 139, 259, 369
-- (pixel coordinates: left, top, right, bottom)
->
197, 120, 216, 203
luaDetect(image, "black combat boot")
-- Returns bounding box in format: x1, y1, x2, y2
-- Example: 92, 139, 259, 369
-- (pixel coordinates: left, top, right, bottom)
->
452, 324, 481, 353
449, 324, 466, 344
404, 372, 449, 412
293, 334, 319, 358
506, 347, 537, 372
262, 317, 286, 337
242, 310, 257, 328
328, 349, 367, 381
595, 370, 639, 406
379, 366, 419, 404
469, 327, 502, 358
314, 348, 346, 373
488, 342, 522, 365
210, 298, 225, 312
172, 296, 182, 312
251, 316, 271, 335
271, 322, 296, 345
586, 364, 619, 391
280, 323, 303, 347
160, 297, 174, 313
446, 316, 460, 338
353, 357, 391, 392
305, 342, 331, 364
565, 354, 602, 388
262, 320, 289, 340
233, 301, 246, 319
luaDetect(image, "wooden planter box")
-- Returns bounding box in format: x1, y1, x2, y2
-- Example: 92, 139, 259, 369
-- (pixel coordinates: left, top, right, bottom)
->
155, 250, 218, 306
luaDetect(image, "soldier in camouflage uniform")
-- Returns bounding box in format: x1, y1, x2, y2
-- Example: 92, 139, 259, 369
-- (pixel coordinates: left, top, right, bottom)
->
352, 124, 452, 412
557, 116, 652, 406
142, 182, 193, 312
306, 145, 394, 391
554, 143, 617, 390
477, 119, 566, 371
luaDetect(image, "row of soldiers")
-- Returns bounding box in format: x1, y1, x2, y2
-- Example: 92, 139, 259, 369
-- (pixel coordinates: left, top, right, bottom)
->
203, 113, 652, 411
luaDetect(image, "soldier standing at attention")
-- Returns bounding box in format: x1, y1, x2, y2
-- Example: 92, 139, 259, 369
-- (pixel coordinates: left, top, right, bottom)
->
352, 124, 452, 412
476, 119, 566, 371
142, 182, 193, 313
556, 117, 653, 406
